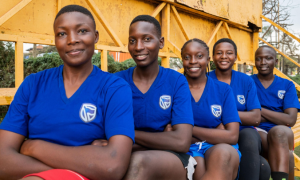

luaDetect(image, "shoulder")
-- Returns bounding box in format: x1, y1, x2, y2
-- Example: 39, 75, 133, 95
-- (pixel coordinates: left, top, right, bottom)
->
276, 75, 296, 89
233, 70, 254, 84
114, 67, 134, 83
209, 77, 232, 92
24, 66, 61, 85
161, 66, 186, 84
94, 67, 130, 89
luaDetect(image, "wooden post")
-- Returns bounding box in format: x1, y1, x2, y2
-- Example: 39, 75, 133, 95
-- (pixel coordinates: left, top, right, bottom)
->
101, 49, 108, 72
15, 41, 24, 87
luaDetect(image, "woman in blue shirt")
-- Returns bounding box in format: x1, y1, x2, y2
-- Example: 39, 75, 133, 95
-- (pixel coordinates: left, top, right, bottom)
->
209, 38, 271, 180
182, 38, 240, 180
116, 15, 196, 180
252, 45, 300, 180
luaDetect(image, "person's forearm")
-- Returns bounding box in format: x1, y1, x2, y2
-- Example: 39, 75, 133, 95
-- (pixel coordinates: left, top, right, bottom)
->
192, 126, 238, 145
23, 140, 130, 180
261, 108, 296, 126
238, 111, 261, 126
135, 128, 192, 153
132, 144, 148, 152
0, 149, 51, 180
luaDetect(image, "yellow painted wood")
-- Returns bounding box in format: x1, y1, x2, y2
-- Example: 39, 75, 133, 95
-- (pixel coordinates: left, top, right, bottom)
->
151, 2, 166, 17
207, 21, 223, 46
86, 0, 124, 48
166, 40, 181, 58
15, 41, 24, 88
57, 0, 62, 13
232, 63, 237, 70
96, 44, 127, 53
162, 3, 170, 41
259, 37, 300, 68
0, 88, 17, 105
0, 0, 33, 26
294, 152, 300, 172
101, 49, 108, 72
170, 5, 190, 41
161, 56, 170, 68
261, 15, 300, 44
223, 22, 242, 62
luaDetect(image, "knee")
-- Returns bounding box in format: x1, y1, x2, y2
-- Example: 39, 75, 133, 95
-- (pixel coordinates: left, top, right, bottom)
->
268, 126, 292, 144
238, 129, 260, 150
211, 145, 236, 166
126, 151, 150, 177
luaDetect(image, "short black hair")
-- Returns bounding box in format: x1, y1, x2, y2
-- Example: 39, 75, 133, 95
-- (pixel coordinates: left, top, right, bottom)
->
256, 45, 277, 57
130, 15, 161, 37
213, 38, 237, 55
181, 38, 209, 56
55, 5, 96, 29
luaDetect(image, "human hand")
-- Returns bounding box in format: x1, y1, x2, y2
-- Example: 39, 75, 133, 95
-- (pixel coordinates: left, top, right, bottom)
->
91, 139, 108, 147
164, 124, 173, 132
216, 123, 225, 130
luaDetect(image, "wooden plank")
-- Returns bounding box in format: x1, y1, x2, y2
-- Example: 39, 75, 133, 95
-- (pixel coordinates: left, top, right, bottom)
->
171, 5, 190, 41
259, 37, 300, 68
101, 49, 108, 72
151, 2, 166, 17
223, 22, 242, 61
96, 44, 127, 52
162, 3, 170, 41
15, 41, 23, 88
166, 40, 181, 58
273, 68, 300, 91
261, 15, 300, 44
56, 0, 62, 14
86, 0, 124, 48
0, 88, 16, 105
207, 21, 223, 46
295, 152, 300, 172
0, 0, 33, 26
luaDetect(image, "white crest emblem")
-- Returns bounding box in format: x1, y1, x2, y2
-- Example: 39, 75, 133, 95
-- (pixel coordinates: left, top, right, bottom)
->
80, 103, 97, 123
159, 95, 171, 110
211, 105, 222, 118
237, 95, 245, 105
278, 90, 286, 99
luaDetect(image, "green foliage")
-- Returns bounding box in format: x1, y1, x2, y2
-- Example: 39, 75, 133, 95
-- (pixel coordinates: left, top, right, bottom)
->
0, 42, 15, 88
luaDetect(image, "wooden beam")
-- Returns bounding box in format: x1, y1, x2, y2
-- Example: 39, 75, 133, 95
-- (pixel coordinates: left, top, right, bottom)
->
96, 44, 127, 52
273, 68, 300, 91
151, 2, 166, 17
0, 0, 33, 26
294, 152, 300, 173
57, 0, 62, 14
207, 21, 223, 46
15, 41, 24, 88
0, 88, 16, 105
170, 5, 190, 41
261, 14, 300, 43
101, 49, 108, 72
162, 3, 170, 41
166, 39, 181, 58
259, 37, 300, 68
86, 0, 124, 48
223, 22, 242, 61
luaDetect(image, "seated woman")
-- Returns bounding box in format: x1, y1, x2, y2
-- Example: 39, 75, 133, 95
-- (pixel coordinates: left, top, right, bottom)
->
0, 5, 134, 180
115, 15, 196, 180
209, 38, 271, 180
181, 38, 241, 180
252, 45, 300, 180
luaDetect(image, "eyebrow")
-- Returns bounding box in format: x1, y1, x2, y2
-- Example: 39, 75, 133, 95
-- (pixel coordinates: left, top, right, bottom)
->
57, 23, 87, 29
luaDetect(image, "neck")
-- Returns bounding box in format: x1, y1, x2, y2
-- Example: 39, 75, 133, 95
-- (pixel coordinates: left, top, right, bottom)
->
134, 59, 159, 80
62, 61, 93, 83
215, 68, 232, 81
257, 71, 274, 81
186, 74, 207, 88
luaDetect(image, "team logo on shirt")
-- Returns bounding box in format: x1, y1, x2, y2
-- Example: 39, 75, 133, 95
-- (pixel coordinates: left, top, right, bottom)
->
237, 95, 245, 105
159, 95, 171, 110
79, 103, 97, 123
211, 105, 222, 118
278, 90, 286, 99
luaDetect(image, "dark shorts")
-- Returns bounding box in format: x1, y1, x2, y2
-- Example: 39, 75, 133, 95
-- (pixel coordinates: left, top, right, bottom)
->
23, 169, 89, 180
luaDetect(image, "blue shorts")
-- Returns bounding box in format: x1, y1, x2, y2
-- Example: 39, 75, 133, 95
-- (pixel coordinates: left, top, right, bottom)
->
187, 141, 242, 161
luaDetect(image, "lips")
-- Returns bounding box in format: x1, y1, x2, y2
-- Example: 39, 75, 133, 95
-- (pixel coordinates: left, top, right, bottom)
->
259, 67, 268, 70
219, 61, 229, 65
66, 49, 84, 56
188, 67, 200, 72
134, 54, 148, 60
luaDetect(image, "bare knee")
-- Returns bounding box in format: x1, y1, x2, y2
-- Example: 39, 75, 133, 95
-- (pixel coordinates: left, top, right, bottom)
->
125, 151, 150, 179
268, 126, 292, 145
208, 144, 237, 168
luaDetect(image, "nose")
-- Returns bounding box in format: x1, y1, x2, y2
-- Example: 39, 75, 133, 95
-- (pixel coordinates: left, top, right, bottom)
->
221, 52, 227, 59
67, 31, 79, 45
261, 58, 267, 64
190, 56, 197, 64
135, 39, 145, 51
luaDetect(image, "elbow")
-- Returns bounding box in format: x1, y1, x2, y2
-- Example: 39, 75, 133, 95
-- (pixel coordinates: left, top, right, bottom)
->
228, 134, 239, 145
287, 119, 296, 127
94, 160, 128, 180
175, 138, 191, 153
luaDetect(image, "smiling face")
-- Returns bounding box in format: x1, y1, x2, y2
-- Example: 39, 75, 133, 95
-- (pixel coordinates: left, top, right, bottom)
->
213, 42, 237, 71
182, 41, 210, 79
54, 12, 99, 67
255, 47, 277, 76
128, 21, 164, 67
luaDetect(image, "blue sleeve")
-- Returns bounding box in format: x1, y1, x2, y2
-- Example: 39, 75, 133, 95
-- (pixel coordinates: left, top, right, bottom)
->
104, 80, 135, 143
0, 75, 33, 136
283, 82, 300, 111
246, 78, 261, 111
171, 75, 194, 126
222, 86, 241, 125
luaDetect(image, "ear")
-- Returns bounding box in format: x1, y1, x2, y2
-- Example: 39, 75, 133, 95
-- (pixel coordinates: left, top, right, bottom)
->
159, 37, 164, 49
94, 30, 99, 44
275, 58, 278, 66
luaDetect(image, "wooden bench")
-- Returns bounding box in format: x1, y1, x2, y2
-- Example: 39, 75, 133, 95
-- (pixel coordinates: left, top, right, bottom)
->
292, 113, 300, 176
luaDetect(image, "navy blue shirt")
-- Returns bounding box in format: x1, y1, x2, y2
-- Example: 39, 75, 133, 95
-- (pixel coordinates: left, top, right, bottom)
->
192, 76, 241, 128
252, 74, 300, 132
210, 70, 261, 130
116, 66, 194, 132
0, 65, 135, 146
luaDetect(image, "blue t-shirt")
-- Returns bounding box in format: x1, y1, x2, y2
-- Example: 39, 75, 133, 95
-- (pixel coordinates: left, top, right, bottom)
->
0, 65, 135, 146
115, 66, 194, 132
210, 70, 261, 130
192, 76, 241, 128
251, 74, 300, 132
